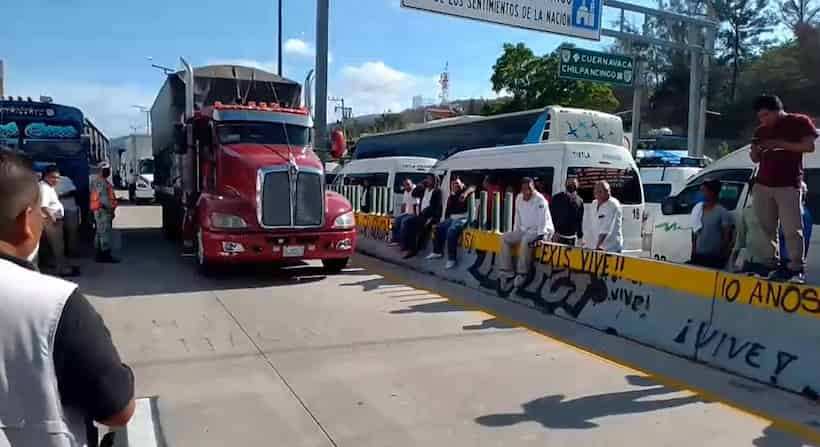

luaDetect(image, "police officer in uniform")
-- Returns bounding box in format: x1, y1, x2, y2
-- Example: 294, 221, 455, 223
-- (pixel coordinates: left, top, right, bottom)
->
90, 162, 119, 263
0, 150, 135, 446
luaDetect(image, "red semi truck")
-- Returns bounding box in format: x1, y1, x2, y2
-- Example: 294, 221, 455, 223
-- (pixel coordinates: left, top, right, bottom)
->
151, 60, 355, 273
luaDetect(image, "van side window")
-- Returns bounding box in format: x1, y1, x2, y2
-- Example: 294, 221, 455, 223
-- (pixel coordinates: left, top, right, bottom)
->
643, 183, 672, 203
343, 172, 388, 187
393, 172, 429, 193
566, 166, 642, 205
451, 167, 555, 198
541, 114, 551, 142
804, 168, 820, 225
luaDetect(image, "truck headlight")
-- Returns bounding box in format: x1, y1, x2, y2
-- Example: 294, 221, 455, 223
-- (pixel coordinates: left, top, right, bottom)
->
332, 211, 355, 229
211, 212, 248, 229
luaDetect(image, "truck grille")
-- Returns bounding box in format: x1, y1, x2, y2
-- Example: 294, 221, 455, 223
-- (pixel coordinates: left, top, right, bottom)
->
259, 169, 324, 228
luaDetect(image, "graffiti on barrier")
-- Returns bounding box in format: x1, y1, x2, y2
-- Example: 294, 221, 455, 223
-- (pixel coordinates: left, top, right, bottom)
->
467, 243, 647, 320
717, 274, 820, 315
673, 319, 799, 385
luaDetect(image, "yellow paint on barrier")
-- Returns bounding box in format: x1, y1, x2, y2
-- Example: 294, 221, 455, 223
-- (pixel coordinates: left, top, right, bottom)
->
354, 213, 819, 314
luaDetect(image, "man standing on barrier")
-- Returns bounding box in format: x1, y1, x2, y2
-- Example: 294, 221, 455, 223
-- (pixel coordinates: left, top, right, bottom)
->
550, 177, 584, 247
0, 150, 135, 447
592, 180, 623, 253
499, 177, 554, 287
389, 178, 419, 247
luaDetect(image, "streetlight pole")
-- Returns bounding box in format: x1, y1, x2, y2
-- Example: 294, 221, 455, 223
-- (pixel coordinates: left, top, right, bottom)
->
314, 0, 329, 152
278, 0, 283, 77
132, 105, 151, 135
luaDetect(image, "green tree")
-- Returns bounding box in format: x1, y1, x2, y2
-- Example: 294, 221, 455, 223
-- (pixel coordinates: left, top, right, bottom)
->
781, 0, 820, 29
713, 0, 775, 101
489, 43, 619, 114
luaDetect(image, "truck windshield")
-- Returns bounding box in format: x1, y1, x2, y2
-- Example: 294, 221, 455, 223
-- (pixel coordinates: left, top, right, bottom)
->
217, 123, 309, 146
139, 159, 154, 175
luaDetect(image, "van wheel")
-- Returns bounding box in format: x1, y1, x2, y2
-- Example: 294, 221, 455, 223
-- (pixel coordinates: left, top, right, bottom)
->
322, 258, 349, 273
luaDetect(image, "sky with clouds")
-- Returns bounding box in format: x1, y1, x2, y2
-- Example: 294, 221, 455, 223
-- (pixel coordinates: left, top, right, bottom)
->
1, 0, 652, 137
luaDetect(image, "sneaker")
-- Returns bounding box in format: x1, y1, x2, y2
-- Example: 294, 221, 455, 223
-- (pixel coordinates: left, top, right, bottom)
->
498, 270, 515, 279
787, 272, 806, 285
387, 242, 399, 247
425, 253, 443, 260
514, 275, 526, 288
767, 266, 790, 281
445, 260, 456, 269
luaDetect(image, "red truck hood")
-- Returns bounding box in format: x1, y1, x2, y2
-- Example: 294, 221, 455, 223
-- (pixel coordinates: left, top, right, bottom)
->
221, 143, 323, 171
218, 143, 323, 204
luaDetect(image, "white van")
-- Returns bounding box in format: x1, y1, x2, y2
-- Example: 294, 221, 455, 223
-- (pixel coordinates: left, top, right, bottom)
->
638, 155, 706, 251
651, 134, 820, 279
435, 141, 645, 254
333, 156, 437, 215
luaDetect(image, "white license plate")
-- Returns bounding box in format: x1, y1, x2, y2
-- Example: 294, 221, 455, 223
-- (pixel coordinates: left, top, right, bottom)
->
283, 245, 305, 257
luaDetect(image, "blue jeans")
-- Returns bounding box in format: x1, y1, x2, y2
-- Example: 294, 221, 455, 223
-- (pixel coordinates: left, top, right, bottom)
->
392, 214, 413, 243
433, 218, 467, 261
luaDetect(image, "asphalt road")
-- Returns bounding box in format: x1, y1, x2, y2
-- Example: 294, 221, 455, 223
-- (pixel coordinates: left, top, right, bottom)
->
74, 202, 820, 446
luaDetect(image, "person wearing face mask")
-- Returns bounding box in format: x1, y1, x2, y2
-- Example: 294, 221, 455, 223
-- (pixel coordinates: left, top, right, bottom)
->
0, 149, 135, 447
549, 177, 585, 246
90, 162, 120, 263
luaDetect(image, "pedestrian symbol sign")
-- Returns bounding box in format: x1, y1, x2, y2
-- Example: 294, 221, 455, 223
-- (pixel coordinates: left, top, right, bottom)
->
559, 47, 635, 87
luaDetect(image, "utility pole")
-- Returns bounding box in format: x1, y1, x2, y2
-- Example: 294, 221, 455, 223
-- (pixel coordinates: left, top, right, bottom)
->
314, 0, 329, 152
277, 0, 283, 76
0, 59, 4, 97
132, 105, 151, 135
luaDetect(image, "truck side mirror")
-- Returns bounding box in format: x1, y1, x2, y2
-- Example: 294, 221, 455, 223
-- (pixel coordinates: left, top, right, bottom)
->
661, 196, 677, 215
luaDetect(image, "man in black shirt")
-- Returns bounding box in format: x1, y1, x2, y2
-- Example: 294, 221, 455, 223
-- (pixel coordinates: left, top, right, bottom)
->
0, 149, 135, 446
426, 177, 476, 268
550, 177, 585, 246
401, 174, 443, 258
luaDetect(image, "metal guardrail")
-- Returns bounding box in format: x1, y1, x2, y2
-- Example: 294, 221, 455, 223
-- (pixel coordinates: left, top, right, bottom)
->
331, 186, 518, 233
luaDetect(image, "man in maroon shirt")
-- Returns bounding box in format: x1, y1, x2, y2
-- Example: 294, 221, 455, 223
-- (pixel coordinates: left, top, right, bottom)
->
751, 95, 818, 283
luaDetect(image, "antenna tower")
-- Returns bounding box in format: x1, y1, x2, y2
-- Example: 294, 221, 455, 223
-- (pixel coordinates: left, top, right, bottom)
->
438, 62, 450, 105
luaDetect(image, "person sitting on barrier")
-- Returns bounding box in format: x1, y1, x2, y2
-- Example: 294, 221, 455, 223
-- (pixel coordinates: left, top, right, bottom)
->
389, 178, 419, 247
592, 180, 623, 253
400, 174, 442, 259
731, 179, 777, 277
550, 177, 584, 247
483, 175, 502, 230
499, 177, 554, 287
426, 177, 476, 269
359, 178, 372, 213
689, 179, 734, 269
778, 181, 813, 272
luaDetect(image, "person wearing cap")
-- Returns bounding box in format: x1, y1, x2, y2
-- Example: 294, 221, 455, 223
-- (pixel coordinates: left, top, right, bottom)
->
90, 162, 119, 263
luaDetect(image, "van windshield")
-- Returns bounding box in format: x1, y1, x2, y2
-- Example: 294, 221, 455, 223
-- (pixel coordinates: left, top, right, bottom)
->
567, 166, 642, 205
217, 122, 309, 146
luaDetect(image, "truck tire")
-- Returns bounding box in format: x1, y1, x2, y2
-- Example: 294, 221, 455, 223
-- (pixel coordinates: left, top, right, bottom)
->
322, 258, 349, 273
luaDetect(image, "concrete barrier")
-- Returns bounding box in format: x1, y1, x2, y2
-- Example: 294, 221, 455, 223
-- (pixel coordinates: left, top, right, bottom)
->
354, 211, 820, 397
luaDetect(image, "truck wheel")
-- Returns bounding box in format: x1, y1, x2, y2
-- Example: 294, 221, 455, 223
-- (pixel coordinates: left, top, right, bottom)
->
197, 230, 216, 276
322, 258, 349, 273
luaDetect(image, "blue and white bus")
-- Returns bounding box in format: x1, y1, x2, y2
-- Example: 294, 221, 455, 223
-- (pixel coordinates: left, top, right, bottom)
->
0, 98, 92, 227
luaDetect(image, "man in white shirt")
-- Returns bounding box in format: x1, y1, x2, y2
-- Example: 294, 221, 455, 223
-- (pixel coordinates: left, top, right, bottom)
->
593, 180, 624, 253
39, 165, 78, 277
389, 178, 419, 246
499, 177, 554, 287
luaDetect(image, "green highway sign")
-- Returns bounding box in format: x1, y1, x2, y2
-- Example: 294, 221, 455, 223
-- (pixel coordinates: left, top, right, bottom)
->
558, 47, 635, 87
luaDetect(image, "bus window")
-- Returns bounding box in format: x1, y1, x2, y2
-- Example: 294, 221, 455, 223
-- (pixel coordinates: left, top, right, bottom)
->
343, 172, 388, 187
566, 166, 642, 205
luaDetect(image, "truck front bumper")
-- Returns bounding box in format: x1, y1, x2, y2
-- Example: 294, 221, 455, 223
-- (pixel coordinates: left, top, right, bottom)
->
200, 228, 356, 263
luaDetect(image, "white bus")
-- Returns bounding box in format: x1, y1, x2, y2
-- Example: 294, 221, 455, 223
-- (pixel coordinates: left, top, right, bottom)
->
435, 141, 644, 254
